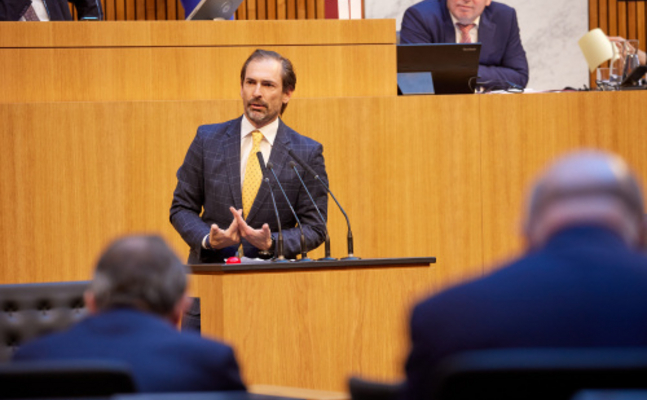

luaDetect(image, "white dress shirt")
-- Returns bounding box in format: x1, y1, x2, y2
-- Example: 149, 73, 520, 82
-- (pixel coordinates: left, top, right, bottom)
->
450, 13, 480, 44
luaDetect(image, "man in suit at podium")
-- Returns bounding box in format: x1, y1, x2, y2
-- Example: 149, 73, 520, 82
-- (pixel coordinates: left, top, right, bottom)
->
13, 235, 246, 393
400, 0, 529, 89
170, 49, 328, 264
403, 151, 647, 400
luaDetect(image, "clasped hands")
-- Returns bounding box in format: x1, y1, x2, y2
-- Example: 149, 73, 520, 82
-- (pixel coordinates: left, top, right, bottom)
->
208, 206, 272, 251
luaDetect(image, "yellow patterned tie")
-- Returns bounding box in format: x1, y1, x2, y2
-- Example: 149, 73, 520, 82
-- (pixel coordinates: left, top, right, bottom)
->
242, 130, 264, 219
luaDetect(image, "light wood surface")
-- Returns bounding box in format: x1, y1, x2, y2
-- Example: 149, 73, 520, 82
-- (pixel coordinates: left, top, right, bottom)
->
0, 21, 396, 101
0, 20, 394, 47
2, 92, 647, 389
189, 264, 434, 391
248, 384, 348, 400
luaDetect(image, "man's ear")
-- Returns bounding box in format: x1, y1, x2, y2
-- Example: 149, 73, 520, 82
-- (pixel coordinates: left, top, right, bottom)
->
84, 290, 99, 314
282, 89, 293, 105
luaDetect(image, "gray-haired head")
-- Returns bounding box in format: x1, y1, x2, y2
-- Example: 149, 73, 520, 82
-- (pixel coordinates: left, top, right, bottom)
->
524, 150, 645, 248
90, 235, 187, 318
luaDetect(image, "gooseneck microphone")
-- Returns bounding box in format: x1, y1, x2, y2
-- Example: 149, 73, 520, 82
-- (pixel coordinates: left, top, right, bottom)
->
266, 161, 311, 262
289, 161, 335, 261
288, 148, 359, 260
256, 152, 287, 262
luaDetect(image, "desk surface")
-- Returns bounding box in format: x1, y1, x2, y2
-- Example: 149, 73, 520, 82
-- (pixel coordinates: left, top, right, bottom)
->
189, 257, 436, 274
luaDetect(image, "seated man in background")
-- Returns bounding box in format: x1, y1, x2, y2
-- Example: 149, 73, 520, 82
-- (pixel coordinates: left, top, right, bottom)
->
13, 235, 246, 393
404, 151, 647, 400
400, 0, 529, 89
0, 0, 103, 20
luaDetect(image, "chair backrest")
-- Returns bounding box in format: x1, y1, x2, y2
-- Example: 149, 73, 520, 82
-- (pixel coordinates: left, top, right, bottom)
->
0, 360, 136, 398
348, 376, 402, 400
0, 281, 90, 362
434, 348, 647, 400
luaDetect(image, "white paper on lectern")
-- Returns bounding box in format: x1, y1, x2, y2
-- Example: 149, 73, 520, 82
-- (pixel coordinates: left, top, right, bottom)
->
578, 28, 615, 73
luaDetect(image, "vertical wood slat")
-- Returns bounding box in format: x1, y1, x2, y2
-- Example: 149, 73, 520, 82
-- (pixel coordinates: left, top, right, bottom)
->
287, 0, 296, 19
638, 2, 646, 52
246, 0, 257, 20
126, 0, 136, 19
618, 0, 627, 38
628, 2, 637, 39
99, 0, 333, 21
306, 0, 315, 19
609, 0, 618, 36
297, 0, 306, 19
599, 0, 608, 33
116, 0, 126, 19
236, 0, 248, 20
267, 0, 277, 19
258, 0, 267, 20
277, 0, 286, 19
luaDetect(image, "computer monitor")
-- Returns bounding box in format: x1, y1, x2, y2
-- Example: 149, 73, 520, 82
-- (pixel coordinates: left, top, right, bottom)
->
184, 0, 243, 20
397, 43, 481, 95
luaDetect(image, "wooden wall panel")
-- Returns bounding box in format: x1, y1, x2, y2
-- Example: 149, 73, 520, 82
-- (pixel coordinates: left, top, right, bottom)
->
589, 0, 647, 86
94, 0, 329, 20
590, 0, 647, 52
0, 97, 483, 295
479, 91, 647, 272
0, 45, 395, 102
0, 21, 396, 102
2, 93, 647, 387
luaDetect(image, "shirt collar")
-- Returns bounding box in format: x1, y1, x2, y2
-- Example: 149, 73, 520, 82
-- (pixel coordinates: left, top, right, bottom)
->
449, 12, 481, 29
241, 114, 279, 145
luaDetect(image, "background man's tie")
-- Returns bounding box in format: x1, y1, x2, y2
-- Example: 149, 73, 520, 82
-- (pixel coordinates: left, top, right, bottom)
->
22, 4, 40, 20
457, 23, 475, 43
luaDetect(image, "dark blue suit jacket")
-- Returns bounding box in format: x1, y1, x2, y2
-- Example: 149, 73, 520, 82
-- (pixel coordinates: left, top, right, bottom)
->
400, 0, 529, 89
170, 116, 328, 263
404, 225, 647, 400
12, 308, 246, 393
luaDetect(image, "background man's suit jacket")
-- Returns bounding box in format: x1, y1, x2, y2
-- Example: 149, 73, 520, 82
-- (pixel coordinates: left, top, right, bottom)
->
0, 0, 103, 20
13, 308, 246, 393
400, 0, 529, 88
170, 116, 328, 263
404, 225, 647, 400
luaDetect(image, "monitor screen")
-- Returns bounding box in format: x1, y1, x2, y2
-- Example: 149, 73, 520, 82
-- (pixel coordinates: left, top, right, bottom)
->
184, 0, 243, 20
397, 43, 481, 95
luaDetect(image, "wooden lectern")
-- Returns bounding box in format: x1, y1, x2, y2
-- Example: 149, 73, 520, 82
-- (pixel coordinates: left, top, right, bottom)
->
189, 258, 436, 392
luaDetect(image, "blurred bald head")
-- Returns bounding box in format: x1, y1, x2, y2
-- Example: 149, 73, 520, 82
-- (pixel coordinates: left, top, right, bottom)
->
89, 235, 188, 321
524, 151, 645, 249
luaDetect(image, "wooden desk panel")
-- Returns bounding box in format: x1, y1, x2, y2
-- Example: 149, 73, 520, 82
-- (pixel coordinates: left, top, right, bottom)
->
0, 45, 395, 102
479, 91, 647, 271
190, 263, 434, 391
0, 20, 396, 102
0, 20, 394, 48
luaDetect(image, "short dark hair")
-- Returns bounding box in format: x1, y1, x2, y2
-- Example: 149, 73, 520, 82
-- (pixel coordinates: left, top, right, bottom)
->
240, 49, 297, 114
90, 235, 187, 317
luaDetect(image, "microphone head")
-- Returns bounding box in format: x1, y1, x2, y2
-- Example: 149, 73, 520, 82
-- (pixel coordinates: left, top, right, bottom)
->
289, 161, 297, 169
267, 161, 274, 170
264, 177, 270, 183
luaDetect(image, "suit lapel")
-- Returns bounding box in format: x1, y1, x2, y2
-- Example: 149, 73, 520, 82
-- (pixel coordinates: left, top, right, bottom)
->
477, 8, 496, 63
440, 0, 456, 43
225, 117, 243, 212
247, 119, 291, 223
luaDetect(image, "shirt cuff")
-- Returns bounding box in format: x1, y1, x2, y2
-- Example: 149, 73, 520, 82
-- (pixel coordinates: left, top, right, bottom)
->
202, 234, 210, 250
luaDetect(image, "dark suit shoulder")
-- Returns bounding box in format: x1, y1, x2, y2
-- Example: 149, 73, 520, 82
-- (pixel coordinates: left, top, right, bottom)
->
196, 118, 241, 140
279, 120, 322, 149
